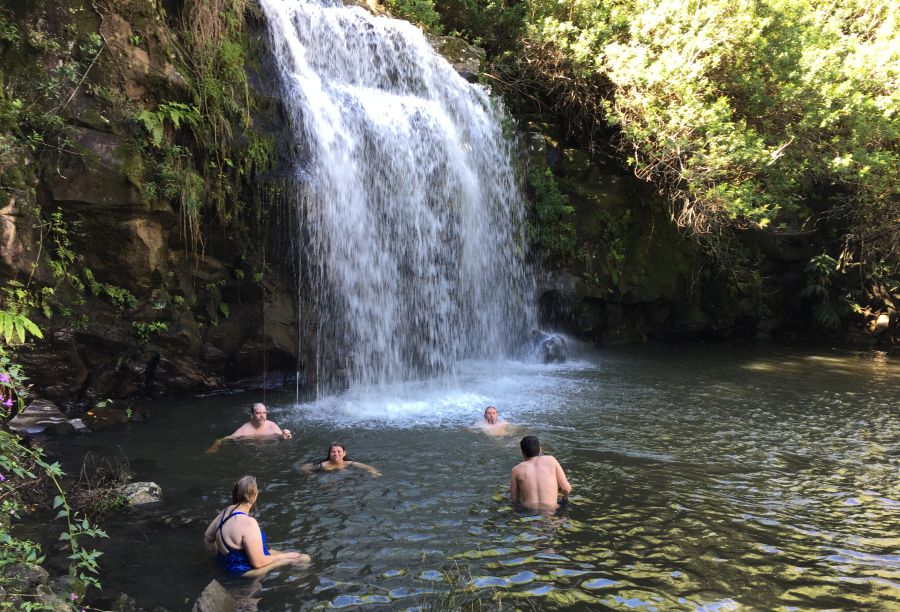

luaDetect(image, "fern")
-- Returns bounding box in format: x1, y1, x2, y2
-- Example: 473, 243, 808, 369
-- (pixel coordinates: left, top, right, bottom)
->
0, 310, 43, 345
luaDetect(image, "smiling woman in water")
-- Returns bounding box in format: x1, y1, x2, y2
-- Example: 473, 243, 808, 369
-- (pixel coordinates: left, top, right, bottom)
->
300, 442, 381, 477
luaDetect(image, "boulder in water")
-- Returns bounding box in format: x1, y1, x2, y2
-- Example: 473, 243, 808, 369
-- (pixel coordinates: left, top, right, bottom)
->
6, 400, 68, 436
531, 330, 568, 363
119, 482, 162, 507
192, 580, 236, 612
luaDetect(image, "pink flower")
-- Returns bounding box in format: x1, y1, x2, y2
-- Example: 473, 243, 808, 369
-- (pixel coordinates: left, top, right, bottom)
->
2, 398, 12, 407
70, 593, 78, 601
0, 373, 9, 382
0, 474, 5, 481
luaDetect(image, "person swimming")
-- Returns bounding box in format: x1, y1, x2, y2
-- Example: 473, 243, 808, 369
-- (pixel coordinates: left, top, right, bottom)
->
203, 475, 309, 577
470, 405, 514, 436
509, 435, 572, 513
300, 442, 381, 477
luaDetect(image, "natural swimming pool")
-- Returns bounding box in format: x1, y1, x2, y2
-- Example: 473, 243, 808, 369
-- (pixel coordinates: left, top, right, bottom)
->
50, 343, 899, 610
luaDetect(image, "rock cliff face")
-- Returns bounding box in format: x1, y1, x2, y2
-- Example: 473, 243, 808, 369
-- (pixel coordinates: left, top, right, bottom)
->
525, 129, 760, 344
0, 0, 303, 408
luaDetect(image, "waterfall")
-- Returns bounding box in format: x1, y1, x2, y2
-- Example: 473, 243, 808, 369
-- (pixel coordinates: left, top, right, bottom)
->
260, 0, 533, 390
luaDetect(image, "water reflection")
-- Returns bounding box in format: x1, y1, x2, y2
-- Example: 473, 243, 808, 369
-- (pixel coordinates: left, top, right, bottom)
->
49, 344, 899, 610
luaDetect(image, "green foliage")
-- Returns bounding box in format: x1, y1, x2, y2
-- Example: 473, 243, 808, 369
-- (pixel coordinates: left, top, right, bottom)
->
523, 0, 897, 249
0, 11, 20, 46
101, 285, 138, 314
596, 208, 631, 287
136, 102, 201, 149
0, 311, 43, 346
799, 254, 855, 330
132, 321, 168, 343
527, 167, 577, 263
0, 430, 108, 592
385, 0, 444, 33
434, 0, 526, 54
457, 0, 897, 313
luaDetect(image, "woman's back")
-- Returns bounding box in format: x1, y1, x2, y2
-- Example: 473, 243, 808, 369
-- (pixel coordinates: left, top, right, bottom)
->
214, 505, 257, 553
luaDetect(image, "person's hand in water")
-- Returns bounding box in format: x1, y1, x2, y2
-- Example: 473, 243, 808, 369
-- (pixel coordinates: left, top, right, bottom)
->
282, 429, 292, 440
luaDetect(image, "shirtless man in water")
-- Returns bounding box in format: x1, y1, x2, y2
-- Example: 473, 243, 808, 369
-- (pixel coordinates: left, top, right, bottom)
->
510, 435, 572, 512
207, 403, 292, 453
472, 405, 513, 436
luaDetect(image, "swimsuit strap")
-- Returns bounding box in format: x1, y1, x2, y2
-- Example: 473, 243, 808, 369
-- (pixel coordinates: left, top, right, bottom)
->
217, 508, 248, 552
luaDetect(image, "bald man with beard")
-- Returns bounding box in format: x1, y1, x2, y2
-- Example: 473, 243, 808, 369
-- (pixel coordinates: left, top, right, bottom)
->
207, 403, 292, 453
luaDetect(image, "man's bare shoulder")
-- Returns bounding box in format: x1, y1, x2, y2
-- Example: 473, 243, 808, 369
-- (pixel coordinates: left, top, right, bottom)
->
230, 422, 255, 437
511, 460, 529, 474
264, 421, 283, 434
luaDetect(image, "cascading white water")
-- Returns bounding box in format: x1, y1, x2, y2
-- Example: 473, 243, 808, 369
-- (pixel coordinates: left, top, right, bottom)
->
260, 0, 534, 390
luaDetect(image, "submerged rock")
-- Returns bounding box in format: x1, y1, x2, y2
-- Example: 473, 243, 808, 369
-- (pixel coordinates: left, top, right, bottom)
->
120, 482, 162, 507
192, 580, 236, 612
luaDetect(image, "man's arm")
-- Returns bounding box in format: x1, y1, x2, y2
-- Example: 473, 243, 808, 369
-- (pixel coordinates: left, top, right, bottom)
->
554, 459, 572, 495
509, 469, 519, 503
267, 421, 292, 439
229, 423, 252, 438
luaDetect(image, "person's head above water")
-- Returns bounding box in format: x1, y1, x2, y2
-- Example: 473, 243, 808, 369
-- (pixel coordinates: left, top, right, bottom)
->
484, 406, 499, 425
249, 403, 267, 428
232, 475, 258, 510
520, 435, 541, 458
325, 442, 348, 463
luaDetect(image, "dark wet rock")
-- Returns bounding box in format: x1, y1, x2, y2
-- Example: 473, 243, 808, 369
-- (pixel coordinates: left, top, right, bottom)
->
83, 403, 131, 430
3, 562, 49, 592
120, 481, 162, 507
34, 584, 71, 611
48, 574, 86, 599
67, 418, 91, 433
537, 333, 568, 364
427, 34, 485, 81
6, 400, 68, 436
110, 592, 139, 612
155, 511, 198, 528
130, 407, 150, 422
192, 579, 236, 612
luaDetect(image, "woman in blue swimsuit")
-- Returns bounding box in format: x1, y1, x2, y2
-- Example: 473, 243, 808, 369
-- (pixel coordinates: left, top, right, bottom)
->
204, 475, 309, 577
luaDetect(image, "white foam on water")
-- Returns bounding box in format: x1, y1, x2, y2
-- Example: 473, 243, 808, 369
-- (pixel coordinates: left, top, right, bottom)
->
288, 357, 599, 428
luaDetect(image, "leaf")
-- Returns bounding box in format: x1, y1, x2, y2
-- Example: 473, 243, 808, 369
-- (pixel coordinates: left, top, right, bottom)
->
21, 317, 43, 340
59, 531, 71, 540
53, 495, 65, 509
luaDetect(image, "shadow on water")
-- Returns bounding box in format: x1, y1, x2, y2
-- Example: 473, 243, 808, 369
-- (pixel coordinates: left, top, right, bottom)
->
45, 343, 899, 610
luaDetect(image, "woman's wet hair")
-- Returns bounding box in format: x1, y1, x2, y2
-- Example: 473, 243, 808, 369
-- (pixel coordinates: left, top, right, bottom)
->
520, 435, 541, 458
232, 475, 258, 509
324, 442, 350, 462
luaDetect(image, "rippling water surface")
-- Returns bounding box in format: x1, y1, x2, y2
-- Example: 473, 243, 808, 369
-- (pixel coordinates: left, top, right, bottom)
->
56, 343, 899, 610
